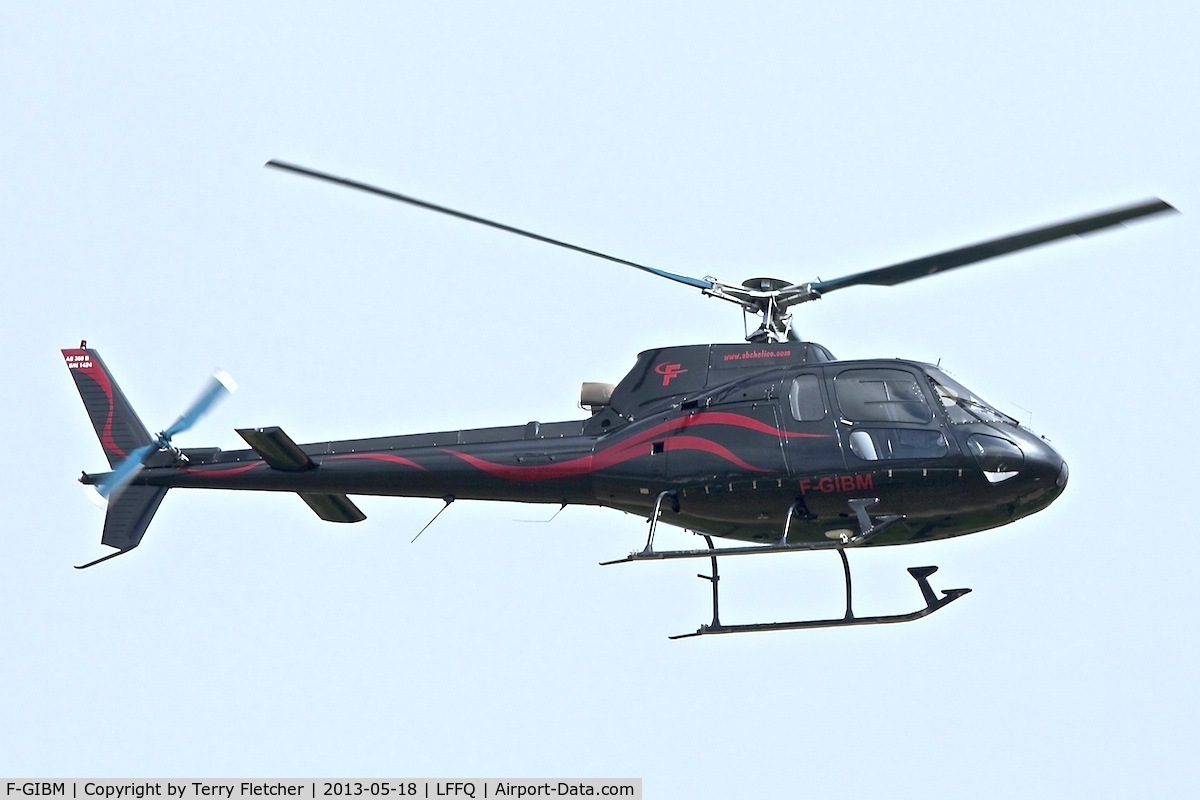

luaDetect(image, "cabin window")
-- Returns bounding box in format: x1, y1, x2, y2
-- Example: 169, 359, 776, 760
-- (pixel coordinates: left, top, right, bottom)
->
834, 368, 932, 423
849, 428, 949, 461
788, 374, 826, 421
848, 430, 878, 460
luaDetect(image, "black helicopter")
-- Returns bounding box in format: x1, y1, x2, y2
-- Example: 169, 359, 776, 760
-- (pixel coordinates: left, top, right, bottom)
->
65, 161, 1175, 637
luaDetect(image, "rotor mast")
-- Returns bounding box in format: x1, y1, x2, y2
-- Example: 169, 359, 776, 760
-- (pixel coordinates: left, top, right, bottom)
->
701, 277, 824, 343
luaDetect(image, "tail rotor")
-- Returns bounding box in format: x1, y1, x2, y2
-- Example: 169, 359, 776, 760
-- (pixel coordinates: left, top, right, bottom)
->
94, 370, 236, 502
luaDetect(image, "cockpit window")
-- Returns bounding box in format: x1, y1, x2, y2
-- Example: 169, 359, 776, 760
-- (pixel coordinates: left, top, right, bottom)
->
923, 366, 1016, 425
833, 368, 932, 423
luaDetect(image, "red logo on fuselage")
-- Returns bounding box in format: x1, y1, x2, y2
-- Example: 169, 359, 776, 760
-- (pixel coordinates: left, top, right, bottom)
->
654, 362, 688, 387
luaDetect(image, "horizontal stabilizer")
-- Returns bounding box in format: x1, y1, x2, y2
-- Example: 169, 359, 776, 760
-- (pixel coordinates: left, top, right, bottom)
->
237, 426, 315, 472
300, 492, 366, 523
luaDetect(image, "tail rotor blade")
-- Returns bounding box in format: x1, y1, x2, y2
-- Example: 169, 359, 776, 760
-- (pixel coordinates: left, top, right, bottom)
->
94, 369, 236, 503
96, 443, 157, 502
161, 371, 236, 441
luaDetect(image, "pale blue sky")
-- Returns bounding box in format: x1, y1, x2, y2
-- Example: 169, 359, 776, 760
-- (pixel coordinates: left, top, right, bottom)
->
2, 3, 1198, 797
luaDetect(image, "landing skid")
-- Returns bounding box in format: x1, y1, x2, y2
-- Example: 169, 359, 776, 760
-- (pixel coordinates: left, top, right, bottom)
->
604, 493, 971, 638
670, 551, 970, 639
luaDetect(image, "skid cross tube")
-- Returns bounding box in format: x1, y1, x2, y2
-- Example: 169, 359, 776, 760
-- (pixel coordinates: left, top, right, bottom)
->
695, 534, 721, 631
601, 496, 902, 566
779, 501, 802, 546
639, 490, 679, 555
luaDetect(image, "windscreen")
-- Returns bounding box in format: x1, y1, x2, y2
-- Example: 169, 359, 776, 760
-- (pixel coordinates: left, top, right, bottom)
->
922, 366, 1016, 425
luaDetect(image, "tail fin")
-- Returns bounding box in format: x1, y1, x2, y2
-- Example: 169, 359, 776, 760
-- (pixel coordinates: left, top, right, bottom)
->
64, 342, 169, 567
75, 484, 170, 568
62, 343, 154, 467
100, 486, 169, 551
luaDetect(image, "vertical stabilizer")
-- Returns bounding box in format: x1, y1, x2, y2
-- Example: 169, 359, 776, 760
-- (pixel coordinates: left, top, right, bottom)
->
64, 343, 172, 567
62, 344, 154, 468
102, 486, 169, 551
75, 484, 171, 568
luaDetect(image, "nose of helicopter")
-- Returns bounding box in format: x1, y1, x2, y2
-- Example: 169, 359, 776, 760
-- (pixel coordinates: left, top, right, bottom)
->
1010, 428, 1069, 509
966, 425, 1067, 511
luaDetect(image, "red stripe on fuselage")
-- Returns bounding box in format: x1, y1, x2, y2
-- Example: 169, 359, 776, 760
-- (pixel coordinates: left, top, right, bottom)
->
444, 449, 595, 481
674, 411, 829, 439
180, 462, 264, 477
443, 411, 809, 481
327, 453, 426, 470
663, 435, 767, 473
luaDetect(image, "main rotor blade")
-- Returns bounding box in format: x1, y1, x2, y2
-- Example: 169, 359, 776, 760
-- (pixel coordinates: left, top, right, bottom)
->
161, 371, 236, 441
810, 199, 1177, 295
266, 160, 714, 290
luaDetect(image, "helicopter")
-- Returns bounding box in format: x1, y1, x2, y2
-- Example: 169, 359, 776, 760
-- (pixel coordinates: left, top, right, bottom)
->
64, 160, 1176, 637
